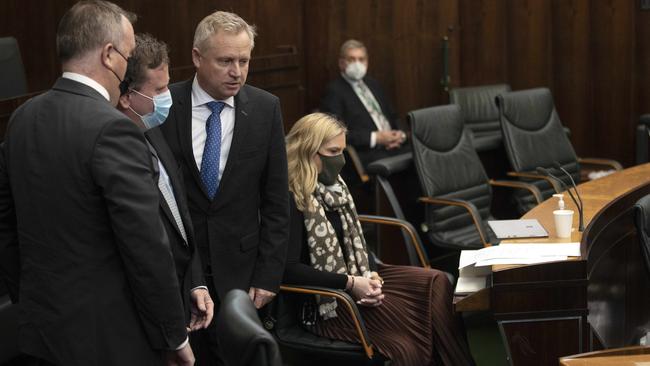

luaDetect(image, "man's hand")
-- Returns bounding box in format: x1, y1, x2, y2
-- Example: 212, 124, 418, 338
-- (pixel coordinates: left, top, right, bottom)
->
165, 342, 195, 366
189, 288, 214, 331
376, 130, 404, 150
248, 287, 276, 309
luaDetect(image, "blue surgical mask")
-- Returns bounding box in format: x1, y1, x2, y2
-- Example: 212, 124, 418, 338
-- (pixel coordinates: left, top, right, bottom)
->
129, 89, 172, 129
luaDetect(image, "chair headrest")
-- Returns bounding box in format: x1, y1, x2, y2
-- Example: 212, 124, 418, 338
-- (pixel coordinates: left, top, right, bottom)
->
497, 88, 555, 131
450, 84, 511, 122
409, 104, 464, 152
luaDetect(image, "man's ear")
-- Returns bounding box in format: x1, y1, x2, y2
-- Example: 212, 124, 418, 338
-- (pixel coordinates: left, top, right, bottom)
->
118, 92, 130, 110
101, 43, 115, 70
192, 48, 201, 69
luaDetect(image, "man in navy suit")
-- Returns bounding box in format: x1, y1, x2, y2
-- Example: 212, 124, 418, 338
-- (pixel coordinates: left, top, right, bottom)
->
321, 39, 409, 167
160, 11, 289, 365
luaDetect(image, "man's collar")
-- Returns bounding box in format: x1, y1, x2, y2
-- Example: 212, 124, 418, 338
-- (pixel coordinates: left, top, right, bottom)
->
191, 75, 235, 109
62, 72, 110, 101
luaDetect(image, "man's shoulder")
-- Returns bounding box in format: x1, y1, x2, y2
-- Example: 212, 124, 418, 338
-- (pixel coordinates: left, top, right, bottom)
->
169, 79, 193, 98
240, 84, 279, 104
324, 75, 349, 91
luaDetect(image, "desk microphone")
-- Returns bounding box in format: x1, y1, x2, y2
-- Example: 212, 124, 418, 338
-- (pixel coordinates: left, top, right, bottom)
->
536, 167, 584, 231
553, 162, 585, 232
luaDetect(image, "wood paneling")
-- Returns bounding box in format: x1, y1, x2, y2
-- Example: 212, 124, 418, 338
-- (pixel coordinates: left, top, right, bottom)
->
1, 0, 647, 164
458, 0, 643, 167
304, 0, 459, 121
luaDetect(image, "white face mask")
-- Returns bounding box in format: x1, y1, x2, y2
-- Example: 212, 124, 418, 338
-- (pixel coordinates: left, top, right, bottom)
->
344, 61, 367, 81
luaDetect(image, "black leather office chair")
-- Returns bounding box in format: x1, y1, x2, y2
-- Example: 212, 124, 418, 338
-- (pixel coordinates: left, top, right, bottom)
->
409, 104, 542, 251
449, 84, 511, 152
216, 289, 282, 366
267, 215, 430, 365
636, 114, 650, 165
496, 88, 622, 214
0, 37, 28, 99
634, 195, 650, 280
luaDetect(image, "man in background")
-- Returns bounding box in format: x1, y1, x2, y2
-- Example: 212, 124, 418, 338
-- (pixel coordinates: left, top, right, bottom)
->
321, 39, 409, 167
0, 1, 193, 365
160, 10, 289, 365
117, 32, 213, 334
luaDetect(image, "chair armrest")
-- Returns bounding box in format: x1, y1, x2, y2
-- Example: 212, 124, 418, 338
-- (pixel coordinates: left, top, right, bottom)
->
506, 171, 562, 193
578, 157, 623, 171
489, 179, 543, 204
366, 153, 413, 177
418, 197, 493, 247
345, 145, 369, 183
278, 285, 375, 359
358, 214, 430, 268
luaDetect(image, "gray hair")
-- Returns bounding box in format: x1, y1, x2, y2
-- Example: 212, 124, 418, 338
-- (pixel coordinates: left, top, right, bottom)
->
56, 0, 137, 63
193, 11, 257, 51
339, 39, 367, 59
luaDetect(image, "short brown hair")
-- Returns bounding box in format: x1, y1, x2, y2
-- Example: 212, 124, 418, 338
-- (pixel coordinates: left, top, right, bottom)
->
56, 0, 137, 63
125, 33, 170, 91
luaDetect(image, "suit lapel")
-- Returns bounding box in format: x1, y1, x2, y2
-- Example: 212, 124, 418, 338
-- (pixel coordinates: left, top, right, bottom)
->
211, 86, 250, 209
174, 80, 212, 200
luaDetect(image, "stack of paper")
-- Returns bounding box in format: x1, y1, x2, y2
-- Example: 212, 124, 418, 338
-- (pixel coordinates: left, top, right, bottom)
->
455, 243, 581, 294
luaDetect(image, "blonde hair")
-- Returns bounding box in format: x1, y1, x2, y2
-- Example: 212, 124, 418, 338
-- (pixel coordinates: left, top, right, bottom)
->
286, 113, 347, 211
193, 11, 257, 51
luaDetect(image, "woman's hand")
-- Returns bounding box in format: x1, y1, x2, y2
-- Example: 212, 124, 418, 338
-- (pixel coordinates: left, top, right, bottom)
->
347, 276, 384, 307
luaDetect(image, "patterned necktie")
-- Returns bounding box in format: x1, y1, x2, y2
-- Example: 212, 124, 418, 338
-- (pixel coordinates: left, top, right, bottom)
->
157, 162, 188, 243
201, 101, 225, 199
354, 81, 392, 131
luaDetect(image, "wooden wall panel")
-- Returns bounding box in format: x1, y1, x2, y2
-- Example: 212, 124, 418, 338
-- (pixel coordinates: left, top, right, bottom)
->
0, 0, 305, 130
551, 0, 593, 157
304, 0, 459, 123
458, 0, 642, 167
590, 1, 636, 165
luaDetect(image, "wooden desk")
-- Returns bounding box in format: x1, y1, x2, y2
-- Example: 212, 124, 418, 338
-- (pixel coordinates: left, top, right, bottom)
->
560, 345, 650, 366
455, 164, 650, 365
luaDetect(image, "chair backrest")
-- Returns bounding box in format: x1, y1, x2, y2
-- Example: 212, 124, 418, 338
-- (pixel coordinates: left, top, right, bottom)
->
0, 37, 27, 100
634, 195, 650, 280
449, 84, 511, 151
636, 114, 650, 165
409, 104, 491, 249
216, 289, 282, 366
497, 88, 580, 211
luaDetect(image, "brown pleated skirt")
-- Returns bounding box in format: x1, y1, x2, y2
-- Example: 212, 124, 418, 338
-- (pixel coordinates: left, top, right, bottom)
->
312, 263, 475, 366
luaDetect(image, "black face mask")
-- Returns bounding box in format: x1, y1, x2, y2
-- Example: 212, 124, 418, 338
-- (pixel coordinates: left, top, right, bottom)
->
317, 153, 346, 186
108, 47, 135, 95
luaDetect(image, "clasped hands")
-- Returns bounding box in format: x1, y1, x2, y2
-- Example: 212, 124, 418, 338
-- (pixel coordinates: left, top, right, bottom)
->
376, 130, 407, 150
347, 272, 385, 307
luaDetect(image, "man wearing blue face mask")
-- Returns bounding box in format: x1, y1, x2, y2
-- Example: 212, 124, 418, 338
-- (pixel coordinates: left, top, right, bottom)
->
321, 39, 409, 169
117, 33, 214, 337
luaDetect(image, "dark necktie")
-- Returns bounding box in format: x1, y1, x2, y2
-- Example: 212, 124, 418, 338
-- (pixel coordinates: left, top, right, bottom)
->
200, 101, 225, 199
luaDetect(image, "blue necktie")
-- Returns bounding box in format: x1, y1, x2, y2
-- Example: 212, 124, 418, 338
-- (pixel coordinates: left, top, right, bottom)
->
200, 101, 225, 199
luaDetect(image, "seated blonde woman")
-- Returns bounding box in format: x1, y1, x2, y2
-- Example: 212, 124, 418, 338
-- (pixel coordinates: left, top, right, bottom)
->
283, 112, 476, 366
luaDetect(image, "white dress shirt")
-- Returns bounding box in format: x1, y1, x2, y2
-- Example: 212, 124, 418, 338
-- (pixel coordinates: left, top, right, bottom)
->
62, 72, 110, 101
190, 76, 235, 179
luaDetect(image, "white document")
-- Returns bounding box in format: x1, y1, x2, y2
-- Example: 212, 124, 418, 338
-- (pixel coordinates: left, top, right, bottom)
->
455, 276, 488, 294
459, 243, 580, 268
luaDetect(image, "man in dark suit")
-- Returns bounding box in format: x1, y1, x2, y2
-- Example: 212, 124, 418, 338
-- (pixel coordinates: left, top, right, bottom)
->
117, 33, 213, 331
160, 10, 289, 365
0, 1, 194, 365
320, 39, 409, 167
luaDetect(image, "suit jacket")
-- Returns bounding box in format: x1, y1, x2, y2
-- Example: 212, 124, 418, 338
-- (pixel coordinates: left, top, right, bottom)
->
146, 127, 205, 323
2, 78, 187, 366
320, 75, 399, 151
160, 80, 289, 299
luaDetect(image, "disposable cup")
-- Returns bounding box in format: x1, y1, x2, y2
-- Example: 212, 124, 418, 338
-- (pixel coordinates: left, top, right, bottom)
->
553, 209, 574, 238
